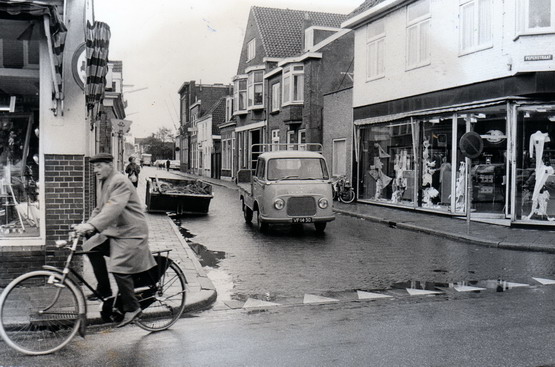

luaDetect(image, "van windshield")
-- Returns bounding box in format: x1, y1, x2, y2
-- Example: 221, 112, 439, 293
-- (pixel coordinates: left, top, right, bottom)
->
267, 158, 329, 180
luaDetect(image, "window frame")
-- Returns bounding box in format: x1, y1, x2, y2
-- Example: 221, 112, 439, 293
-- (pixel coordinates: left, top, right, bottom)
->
287, 130, 296, 150
366, 19, 386, 81
271, 82, 281, 112
459, 0, 493, 55
271, 129, 280, 151
405, 0, 431, 70
247, 70, 264, 110
225, 96, 233, 121
281, 64, 304, 106
233, 77, 248, 115
516, 0, 555, 35
247, 39, 256, 62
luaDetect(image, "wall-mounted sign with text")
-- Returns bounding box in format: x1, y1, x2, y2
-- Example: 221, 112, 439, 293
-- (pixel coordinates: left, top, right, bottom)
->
524, 55, 553, 62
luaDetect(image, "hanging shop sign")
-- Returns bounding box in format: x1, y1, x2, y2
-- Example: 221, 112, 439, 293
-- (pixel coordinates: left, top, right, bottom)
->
459, 131, 483, 159
72, 43, 86, 90
111, 119, 132, 134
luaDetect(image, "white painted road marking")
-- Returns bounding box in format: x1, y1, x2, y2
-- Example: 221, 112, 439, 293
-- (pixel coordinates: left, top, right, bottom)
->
303, 294, 339, 304
357, 291, 393, 300
242, 298, 281, 309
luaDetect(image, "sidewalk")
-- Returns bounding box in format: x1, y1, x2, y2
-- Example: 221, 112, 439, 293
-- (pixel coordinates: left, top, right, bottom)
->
83, 172, 217, 325
174, 172, 555, 254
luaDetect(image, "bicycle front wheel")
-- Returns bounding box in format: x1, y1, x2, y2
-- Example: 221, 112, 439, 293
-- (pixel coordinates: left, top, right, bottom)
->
0, 271, 82, 355
339, 189, 356, 204
135, 259, 187, 332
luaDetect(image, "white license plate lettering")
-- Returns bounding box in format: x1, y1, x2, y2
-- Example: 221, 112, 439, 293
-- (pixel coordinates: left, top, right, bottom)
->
292, 217, 312, 223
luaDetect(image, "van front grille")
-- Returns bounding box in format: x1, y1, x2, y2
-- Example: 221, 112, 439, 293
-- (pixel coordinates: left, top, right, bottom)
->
287, 197, 316, 216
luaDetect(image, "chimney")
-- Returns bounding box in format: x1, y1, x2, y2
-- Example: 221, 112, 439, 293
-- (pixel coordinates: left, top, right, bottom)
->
302, 13, 313, 51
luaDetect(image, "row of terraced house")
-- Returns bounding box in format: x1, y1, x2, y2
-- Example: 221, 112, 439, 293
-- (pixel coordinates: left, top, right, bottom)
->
178, 0, 555, 228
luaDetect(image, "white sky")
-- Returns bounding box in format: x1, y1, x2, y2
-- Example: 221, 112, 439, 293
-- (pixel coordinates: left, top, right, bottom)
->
93, 0, 363, 139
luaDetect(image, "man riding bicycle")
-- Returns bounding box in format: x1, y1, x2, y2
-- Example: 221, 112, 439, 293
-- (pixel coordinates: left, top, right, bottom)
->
75, 153, 156, 328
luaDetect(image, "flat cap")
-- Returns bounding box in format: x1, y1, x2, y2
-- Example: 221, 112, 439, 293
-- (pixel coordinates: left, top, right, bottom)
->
90, 153, 114, 163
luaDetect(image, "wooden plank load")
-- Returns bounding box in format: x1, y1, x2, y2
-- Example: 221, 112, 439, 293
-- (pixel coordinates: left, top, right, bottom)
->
146, 177, 213, 215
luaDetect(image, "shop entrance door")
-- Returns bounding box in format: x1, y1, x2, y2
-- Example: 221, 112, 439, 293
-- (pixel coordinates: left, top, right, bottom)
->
468, 112, 508, 218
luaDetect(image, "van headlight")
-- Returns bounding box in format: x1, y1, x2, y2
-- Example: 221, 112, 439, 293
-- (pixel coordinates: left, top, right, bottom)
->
274, 198, 285, 210
318, 198, 329, 209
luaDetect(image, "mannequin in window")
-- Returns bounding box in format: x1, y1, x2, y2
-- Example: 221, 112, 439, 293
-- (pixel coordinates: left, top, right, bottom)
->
527, 131, 553, 220
530, 131, 550, 168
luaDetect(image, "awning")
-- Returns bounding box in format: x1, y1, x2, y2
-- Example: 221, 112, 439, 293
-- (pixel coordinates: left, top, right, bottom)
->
0, 1, 67, 102
353, 98, 515, 127
85, 20, 111, 117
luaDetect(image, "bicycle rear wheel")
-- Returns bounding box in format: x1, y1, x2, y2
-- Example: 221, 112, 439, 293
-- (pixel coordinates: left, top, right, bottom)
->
135, 259, 187, 332
0, 271, 82, 355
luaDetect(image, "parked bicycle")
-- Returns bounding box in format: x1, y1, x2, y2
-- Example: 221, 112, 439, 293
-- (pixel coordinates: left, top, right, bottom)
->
0, 229, 188, 355
332, 176, 356, 204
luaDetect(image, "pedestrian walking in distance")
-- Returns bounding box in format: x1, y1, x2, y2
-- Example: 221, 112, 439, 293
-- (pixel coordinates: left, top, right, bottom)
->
166, 159, 170, 171
125, 156, 141, 188
75, 153, 157, 328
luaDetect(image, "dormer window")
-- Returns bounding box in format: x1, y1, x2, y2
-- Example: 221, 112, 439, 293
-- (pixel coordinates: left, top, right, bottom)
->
247, 39, 256, 61
282, 64, 304, 105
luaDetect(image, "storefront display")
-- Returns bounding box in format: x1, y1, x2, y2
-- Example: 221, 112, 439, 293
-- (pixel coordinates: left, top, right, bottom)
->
0, 114, 40, 237
357, 105, 515, 220
0, 21, 41, 237
359, 121, 414, 205
516, 107, 555, 223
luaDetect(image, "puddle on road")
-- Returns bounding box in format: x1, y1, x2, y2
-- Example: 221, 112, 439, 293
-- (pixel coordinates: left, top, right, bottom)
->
188, 242, 226, 268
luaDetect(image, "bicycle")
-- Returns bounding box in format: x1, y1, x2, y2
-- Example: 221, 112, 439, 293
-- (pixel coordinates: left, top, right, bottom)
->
0, 229, 188, 355
332, 176, 356, 204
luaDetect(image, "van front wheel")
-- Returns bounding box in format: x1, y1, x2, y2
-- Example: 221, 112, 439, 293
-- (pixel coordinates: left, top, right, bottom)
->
243, 203, 253, 223
256, 211, 269, 232
314, 222, 327, 233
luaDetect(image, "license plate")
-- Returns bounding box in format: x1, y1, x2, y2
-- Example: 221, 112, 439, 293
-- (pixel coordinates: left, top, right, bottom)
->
292, 217, 313, 223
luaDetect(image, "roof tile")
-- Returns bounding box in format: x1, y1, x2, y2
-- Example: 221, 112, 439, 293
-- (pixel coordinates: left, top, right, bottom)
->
252, 6, 348, 58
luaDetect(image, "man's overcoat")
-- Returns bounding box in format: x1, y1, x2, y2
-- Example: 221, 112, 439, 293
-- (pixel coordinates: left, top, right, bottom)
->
84, 170, 156, 274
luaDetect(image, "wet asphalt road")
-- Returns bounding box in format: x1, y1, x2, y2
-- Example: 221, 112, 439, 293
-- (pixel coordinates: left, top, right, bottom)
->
3, 170, 555, 366
176, 180, 555, 305
2, 285, 555, 367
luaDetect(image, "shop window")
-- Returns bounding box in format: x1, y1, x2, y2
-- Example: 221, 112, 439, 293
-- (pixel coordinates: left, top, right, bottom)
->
0, 114, 41, 239
406, 0, 431, 70
366, 19, 385, 80
516, 0, 555, 35
420, 117, 455, 211
459, 0, 493, 54
459, 110, 508, 216
359, 121, 415, 205
515, 107, 555, 222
